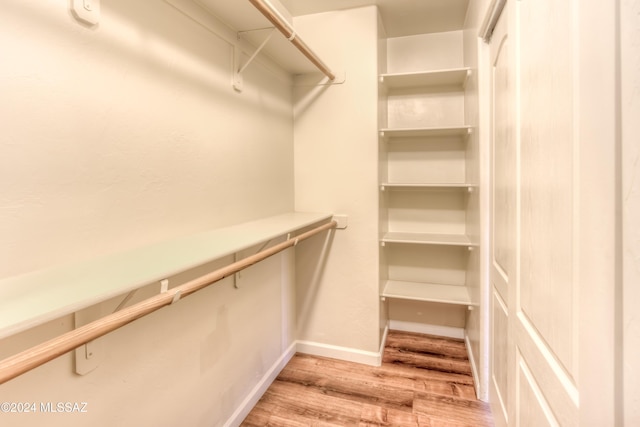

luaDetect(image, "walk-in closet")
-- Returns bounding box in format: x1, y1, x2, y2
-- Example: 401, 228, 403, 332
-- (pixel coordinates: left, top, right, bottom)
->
0, 0, 636, 426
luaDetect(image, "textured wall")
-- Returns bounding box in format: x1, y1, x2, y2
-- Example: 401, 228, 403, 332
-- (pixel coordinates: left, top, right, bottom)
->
293, 6, 381, 356
0, 1, 294, 425
622, 0, 640, 423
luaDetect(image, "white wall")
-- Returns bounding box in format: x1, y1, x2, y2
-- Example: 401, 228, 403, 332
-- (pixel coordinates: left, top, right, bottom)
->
293, 6, 382, 359
622, 0, 640, 424
0, 1, 295, 425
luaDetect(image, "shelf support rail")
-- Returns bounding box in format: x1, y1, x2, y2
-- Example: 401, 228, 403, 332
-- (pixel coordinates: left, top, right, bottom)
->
0, 220, 337, 385
248, 0, 336, 81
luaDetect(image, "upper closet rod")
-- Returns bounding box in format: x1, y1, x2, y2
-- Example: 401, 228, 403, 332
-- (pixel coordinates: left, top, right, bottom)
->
248, 0, 336, 81
0, 220, 337, 385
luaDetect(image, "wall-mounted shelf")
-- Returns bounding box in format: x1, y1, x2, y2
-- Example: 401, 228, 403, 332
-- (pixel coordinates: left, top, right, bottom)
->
382, 280, 475, 306
379, 126, 472, 139
380, 68, 471, 89
381, 231, 476, 247
0, 212, 333, 340
380, 183, 476, 191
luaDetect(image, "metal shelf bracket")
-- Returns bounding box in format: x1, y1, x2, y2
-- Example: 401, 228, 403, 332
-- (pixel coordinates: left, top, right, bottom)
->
233, 28, 276, 92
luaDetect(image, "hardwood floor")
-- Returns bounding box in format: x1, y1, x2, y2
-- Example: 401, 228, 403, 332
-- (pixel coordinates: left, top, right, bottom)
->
241, 330, 494, 426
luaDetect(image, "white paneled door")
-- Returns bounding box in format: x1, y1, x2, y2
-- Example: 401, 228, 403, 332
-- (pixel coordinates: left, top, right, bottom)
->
486, 0, 617, 425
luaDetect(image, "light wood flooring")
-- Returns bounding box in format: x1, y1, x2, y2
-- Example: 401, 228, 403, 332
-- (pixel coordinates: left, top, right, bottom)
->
241, 330, 494, 426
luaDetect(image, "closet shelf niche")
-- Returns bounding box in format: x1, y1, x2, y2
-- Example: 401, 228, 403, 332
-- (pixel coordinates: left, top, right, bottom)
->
380, 183, 476, 190
381, 231, 476, 247
378, 31, 478, 316
382, 280, 475, 306
379, 67, 471, 89
379, 126, 472, 139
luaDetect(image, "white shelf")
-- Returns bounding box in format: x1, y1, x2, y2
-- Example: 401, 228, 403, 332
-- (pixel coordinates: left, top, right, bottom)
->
380, 183, 475, 190
0, 212, 333, 340
382, 280, 475, 306
379, 126, 472, 139
380, 68, 471, 90
381, 231, 476, 247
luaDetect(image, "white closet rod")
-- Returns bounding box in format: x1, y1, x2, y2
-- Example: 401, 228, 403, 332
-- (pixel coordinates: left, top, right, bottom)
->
248, 0, 336, 81
0, 220, 337, 385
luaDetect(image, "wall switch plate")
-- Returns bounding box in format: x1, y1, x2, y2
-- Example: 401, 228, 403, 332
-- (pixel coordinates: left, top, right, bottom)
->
72, 0, 100, 26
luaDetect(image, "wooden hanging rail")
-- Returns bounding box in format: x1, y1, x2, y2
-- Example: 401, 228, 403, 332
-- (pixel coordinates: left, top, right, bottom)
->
248, 0, 336, 81
0, 220, 337, 385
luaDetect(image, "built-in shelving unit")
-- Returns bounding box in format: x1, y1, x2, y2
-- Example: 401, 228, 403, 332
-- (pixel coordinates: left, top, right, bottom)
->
378, 31, 477, 313
0, 212, 333, 340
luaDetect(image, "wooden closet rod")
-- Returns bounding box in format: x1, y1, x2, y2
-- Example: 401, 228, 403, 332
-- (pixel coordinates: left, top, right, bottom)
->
0, 220, 337, 385
248, 0, 336, 81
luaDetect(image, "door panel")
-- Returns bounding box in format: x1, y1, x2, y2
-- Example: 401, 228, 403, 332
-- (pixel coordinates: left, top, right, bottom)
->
515, 318, 578, 426
517, 353, 560, 427
515, 0, 579, 424
517, 0, 576, 376
489, 0, 618, 425
489, 0, 580, 426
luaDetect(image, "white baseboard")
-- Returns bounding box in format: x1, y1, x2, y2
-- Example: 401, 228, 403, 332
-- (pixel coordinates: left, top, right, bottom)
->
223, 341, 297, 427
379, 322, 390, 356
296, 340, 382, 366
465, 333, 482, 400
388, 320, 465, 339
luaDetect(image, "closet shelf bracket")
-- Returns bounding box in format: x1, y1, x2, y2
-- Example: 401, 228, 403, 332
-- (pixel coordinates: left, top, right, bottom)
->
233, 28, 276, 92
234, 237, 275, 288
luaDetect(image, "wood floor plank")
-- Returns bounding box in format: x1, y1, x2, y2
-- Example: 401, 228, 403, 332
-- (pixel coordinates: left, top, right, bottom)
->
279, 357, 414, 411
413, 392, 494, 427
377, 361, 474, 388
240, 405, 275, 427
277, 370, 414, 412
245, 401, 344, 427
385, 331, 469, 361
359, 404, 432, 427
241, 330, 494, 427
288, 353, 476, 401
259, 380, 364, 426
293, 352, 475, 393
383, 347, 473, 376
287, 354, 415, 391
